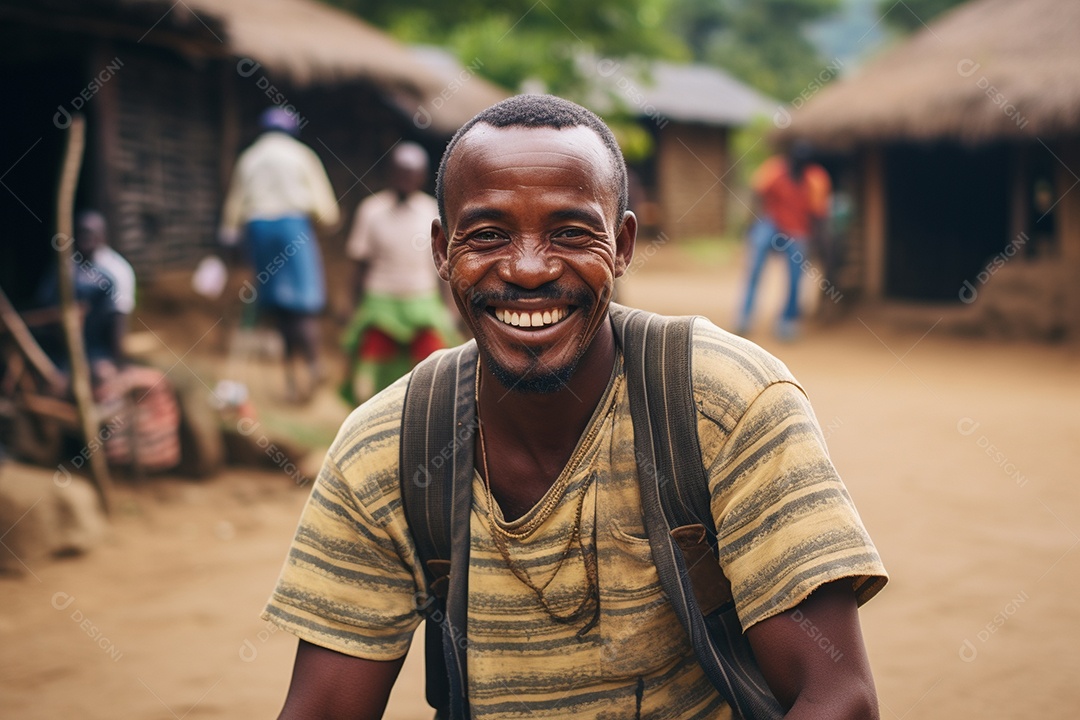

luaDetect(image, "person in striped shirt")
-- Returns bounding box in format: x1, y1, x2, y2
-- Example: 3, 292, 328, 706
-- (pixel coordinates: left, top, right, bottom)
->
264, 95, 887, 719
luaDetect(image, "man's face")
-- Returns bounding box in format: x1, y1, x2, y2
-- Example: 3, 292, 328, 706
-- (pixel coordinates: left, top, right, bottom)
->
433, 124, 635, 393
390, 163, 426, 198
74, 215, 106, 256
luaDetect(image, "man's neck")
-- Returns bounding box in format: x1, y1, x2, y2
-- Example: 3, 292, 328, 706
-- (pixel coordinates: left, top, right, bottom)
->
475, 319, 617, 518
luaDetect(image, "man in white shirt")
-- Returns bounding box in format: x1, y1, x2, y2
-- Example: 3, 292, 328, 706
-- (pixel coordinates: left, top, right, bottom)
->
340, 142, 457, 404
220, 108, 340, 403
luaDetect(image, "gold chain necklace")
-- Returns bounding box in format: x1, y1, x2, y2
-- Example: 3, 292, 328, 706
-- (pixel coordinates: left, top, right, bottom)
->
475, 366, 619, 628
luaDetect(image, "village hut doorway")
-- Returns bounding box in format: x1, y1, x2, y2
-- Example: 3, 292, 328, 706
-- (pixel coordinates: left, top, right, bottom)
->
883, 142, 1010, 301
0, 28, 99, 306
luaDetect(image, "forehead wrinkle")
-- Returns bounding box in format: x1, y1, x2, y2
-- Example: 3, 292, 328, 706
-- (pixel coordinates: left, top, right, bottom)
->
477, 151, 609, 176
447, 127, 620, 224
479, 163, 595, 176
489, 147, 604, 161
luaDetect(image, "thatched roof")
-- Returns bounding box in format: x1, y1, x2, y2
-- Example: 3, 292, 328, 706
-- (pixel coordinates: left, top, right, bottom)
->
175, 0, 508, 133
784, 0, 1080, 148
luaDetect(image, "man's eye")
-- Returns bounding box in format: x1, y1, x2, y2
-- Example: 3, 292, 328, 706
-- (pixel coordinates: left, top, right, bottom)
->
470, 230, 505, 244
554, 228, 590, 241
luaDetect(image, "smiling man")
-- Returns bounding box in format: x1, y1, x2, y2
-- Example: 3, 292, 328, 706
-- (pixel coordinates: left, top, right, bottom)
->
263, 95, 887, 720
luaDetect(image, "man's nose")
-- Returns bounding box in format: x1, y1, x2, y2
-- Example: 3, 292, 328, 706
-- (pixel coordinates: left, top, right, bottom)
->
498, 241, 561, 289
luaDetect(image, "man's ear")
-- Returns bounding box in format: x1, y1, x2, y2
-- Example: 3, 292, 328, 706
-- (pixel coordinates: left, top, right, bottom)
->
613, 211, 637, 278
431, 218, 451, 281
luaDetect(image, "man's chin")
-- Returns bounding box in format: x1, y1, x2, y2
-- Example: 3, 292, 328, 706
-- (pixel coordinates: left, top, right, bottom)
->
483, 354, 577, 395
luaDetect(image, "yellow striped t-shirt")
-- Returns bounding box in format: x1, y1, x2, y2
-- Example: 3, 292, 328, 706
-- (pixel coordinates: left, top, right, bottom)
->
262, 317, 887, 718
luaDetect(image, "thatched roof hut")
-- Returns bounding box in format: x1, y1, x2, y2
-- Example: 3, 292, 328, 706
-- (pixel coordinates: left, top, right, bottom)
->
778, 0, 1080, 339
178, 0, 506, 133
787, 0, 1080, 148
0, 0, 507, 300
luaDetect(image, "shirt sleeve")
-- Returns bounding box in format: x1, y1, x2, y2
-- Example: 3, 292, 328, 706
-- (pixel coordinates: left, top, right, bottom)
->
302, 145, 340, 228
99, 250, 136, 314
112, 263, 136, 315
345, 197, 374, 262
704, 381, 887, 631
261, 442, 423, 660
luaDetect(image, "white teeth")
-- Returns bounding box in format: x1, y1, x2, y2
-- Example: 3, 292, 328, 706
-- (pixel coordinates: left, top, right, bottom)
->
493, 307, 569, 328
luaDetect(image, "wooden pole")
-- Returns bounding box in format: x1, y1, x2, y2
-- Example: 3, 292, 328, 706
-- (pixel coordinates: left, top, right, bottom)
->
55, 114, 113, 515
0, 284, 65, 389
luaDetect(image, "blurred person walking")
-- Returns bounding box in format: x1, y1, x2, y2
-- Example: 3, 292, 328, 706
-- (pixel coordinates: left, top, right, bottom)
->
737, 141, 831, 340
339, 142, 457, 405
220, 108, 340, 403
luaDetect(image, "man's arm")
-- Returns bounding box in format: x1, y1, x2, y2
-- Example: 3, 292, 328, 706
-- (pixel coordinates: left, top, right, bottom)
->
303, 146, 341, 231
277, 639, 406, 720
746, 579, 879, 719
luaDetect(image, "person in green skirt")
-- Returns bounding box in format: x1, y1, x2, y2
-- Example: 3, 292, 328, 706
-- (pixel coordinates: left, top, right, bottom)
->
340, 142, 459, 404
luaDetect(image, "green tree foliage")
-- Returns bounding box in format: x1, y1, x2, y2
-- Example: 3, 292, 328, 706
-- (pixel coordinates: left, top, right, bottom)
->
325, 0, 855, 159
668, 0, 843, 102
329, 0, 687, 96
875, 0, 967, 33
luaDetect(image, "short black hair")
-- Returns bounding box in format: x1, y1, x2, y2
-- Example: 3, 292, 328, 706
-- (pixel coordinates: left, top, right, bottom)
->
436, 94, 629, 230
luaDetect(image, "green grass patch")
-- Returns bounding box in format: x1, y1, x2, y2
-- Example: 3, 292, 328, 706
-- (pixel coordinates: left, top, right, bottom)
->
672, 235, 743, 267
257, 410, 340, 449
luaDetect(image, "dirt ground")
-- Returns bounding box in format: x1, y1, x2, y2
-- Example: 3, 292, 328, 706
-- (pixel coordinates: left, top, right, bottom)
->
2, 242, 1078, 719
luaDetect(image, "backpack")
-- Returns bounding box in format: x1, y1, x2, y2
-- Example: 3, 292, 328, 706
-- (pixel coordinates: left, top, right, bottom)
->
399, 303, 783, 720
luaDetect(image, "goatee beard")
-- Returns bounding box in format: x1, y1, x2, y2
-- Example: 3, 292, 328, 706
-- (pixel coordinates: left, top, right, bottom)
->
483, 351, 578, 394
469, 284, 595, 394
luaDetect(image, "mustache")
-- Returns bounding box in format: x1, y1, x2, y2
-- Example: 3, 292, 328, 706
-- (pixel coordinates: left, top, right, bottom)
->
467, 285, 593, 309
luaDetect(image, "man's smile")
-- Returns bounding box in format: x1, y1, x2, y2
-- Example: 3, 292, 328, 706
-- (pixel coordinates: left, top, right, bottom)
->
491, 305, 575, 329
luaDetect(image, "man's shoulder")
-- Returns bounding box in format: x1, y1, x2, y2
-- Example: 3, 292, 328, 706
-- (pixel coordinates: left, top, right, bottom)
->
245, 133, 315, 163
612, 306, 799, 426
752, 155, 787, 189
326, 345, 471, 500
357, 189, 396, 214
411, 192, 438, 214
326, 374, 409, 487
688, 316, 800, 429
95, 247, 134, 279
93, 248, 136, 312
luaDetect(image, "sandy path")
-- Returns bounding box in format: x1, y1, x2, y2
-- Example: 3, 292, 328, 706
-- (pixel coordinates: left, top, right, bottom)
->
2, 246, 1078, 719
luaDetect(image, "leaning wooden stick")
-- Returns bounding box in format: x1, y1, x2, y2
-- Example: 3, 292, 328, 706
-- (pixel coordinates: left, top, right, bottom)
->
55, 113, 113, 515
0, 284, 65, 388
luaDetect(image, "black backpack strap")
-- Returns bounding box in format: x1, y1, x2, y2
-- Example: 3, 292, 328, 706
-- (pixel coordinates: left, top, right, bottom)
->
400, 341, 479, 720
610, 303, 783, 720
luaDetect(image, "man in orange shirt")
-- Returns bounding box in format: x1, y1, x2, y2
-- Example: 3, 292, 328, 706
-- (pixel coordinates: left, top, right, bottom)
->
737, 141, 831, 339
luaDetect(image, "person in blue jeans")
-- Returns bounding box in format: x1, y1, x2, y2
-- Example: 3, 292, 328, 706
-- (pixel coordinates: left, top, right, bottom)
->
738, 142, 831, 340
220, 108, 340, 402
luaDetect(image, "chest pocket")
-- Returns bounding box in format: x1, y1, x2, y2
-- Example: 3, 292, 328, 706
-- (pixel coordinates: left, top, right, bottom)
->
598, 522, 692, 680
